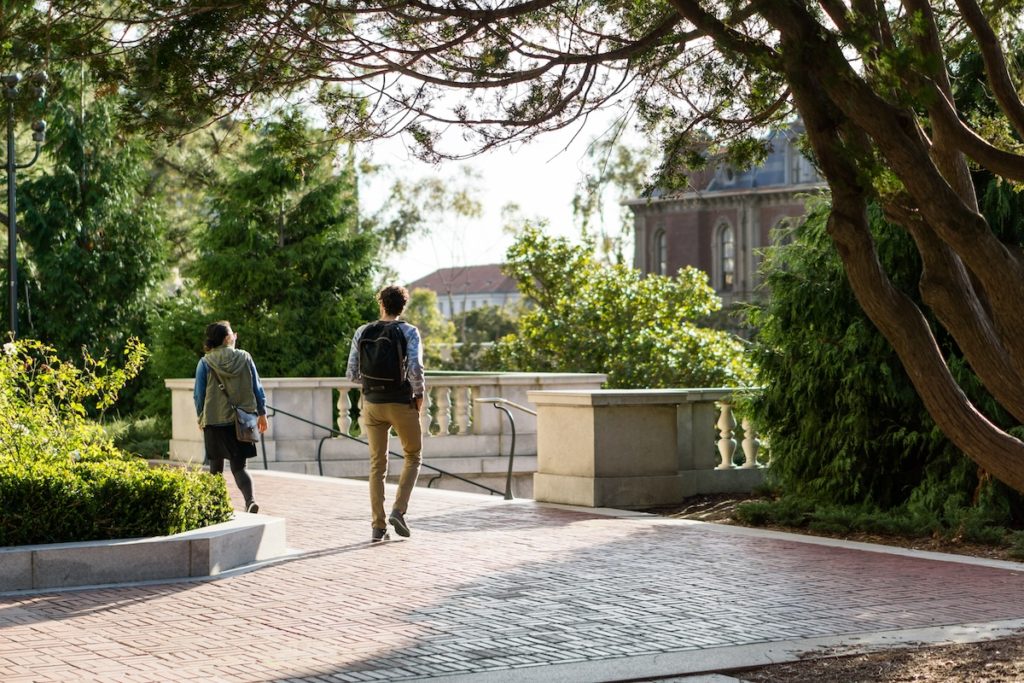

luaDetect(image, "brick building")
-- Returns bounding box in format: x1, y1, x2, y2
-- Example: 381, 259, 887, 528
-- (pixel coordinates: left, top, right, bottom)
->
626, 126, 827, 305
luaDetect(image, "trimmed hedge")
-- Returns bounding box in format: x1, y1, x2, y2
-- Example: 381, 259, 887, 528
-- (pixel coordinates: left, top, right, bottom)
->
0, 338, 234, 547
0, 454, 233, 546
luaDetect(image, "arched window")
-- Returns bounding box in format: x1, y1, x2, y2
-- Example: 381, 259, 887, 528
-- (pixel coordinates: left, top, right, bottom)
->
653, 229, 668, 275
719, 224, 735, 291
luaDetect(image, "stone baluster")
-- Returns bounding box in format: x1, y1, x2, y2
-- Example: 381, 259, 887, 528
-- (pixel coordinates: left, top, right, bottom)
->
453, 386, 471, 435
741, 416, 760, 468
357, 392, 368, 438
716, 401, 737, 470
337, 389, 353, 436
436, 387, 452, 436
420, 389, 433, 436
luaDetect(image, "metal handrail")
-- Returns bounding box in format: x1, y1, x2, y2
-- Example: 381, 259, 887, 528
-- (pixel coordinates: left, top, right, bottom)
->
476, 397, 536, 500
262, 403, 512, 498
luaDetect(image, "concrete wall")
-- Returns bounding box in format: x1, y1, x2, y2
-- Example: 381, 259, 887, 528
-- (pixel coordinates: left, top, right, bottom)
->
0, 514, 287, 591
530, 389, 765, 509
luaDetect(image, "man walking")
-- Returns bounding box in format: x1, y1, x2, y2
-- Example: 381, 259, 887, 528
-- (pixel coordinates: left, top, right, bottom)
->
346, 285, 425, 541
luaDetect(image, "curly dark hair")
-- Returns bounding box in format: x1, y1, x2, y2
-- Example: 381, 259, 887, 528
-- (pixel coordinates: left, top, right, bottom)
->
377, 285, 410, 316
204, 321, 232, 352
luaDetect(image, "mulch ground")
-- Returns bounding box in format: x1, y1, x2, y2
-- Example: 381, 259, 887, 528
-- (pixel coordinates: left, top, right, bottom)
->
650, 495, 1024, 683
736, 635, 1024, 682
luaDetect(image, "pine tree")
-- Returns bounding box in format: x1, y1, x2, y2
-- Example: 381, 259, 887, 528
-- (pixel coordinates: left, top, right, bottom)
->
188, 111, 377, 377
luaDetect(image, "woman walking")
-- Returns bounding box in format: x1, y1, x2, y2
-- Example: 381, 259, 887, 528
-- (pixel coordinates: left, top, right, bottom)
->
194, 321, 269, 513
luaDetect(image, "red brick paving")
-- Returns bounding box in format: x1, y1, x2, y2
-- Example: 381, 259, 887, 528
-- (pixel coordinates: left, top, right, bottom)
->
2, 471, 1024, 681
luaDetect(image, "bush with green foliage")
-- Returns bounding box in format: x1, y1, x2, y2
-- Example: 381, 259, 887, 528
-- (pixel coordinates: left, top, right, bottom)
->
0, 339, 232, 546
446, 304, 518, 371
747, 196, 1024, 531
103, 415, 171, 460
494, 226, 754, 388
18, 70, 168, 360
14, 67, 171, 415
734, 494, 1017, 548
0, 453, 232, 545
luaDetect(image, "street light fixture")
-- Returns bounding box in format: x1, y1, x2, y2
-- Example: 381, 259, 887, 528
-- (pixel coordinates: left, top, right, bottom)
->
2, 70, 47, 338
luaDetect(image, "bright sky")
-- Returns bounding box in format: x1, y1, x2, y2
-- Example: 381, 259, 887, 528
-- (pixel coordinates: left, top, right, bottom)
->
356, 115, 635, 285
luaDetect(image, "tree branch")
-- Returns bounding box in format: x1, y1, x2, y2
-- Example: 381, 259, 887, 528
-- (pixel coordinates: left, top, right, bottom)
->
901, 0, 978, 211
667, 0, 779, 65
884, 197, 1024, 422
926, 83, 1024, 183
953, 0, 1024, 140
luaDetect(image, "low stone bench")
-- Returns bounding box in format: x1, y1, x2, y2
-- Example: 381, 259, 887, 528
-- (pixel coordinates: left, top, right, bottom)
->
0, 513, 287, 592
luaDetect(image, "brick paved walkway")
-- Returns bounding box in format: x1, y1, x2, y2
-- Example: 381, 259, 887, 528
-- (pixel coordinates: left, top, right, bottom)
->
3, 470, 1024, 682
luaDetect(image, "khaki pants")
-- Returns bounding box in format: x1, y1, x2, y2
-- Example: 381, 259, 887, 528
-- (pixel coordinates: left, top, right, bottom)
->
363, 400, 423, 529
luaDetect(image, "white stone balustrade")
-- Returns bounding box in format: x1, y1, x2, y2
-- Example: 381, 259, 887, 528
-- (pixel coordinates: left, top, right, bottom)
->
166, 372, 606, 495
168, 377, 765, 503
529, 388, 765, 508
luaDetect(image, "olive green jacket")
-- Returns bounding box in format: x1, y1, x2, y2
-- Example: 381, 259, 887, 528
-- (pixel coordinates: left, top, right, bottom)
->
197, 346, 259, 428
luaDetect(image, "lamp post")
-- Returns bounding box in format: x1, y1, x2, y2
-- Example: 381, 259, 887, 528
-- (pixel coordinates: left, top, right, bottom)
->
2, 71, 47, 339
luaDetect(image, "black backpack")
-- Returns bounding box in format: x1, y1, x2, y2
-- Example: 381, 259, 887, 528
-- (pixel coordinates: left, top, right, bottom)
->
358, 321, 411, 403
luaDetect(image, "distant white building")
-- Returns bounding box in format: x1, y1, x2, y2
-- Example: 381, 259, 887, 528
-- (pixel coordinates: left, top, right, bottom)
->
408, 264, 521, 319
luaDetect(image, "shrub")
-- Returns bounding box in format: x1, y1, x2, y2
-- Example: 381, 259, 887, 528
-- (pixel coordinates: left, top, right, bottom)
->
0, 338, 232, 546
767, 497, 814, 528
952, 506, 1010, 546
493, 226, 755, 388
0, 454, 233, 545
856, 509, 935, 539
1008, 531, 1024, 560
748, 198, 1024, 525
733, 494, 1016, 547
734, 501, 772, 526
104, 415, 171, 459
806, 506, 862, 536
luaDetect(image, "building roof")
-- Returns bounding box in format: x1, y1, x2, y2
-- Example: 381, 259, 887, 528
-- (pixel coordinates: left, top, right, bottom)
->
628, 122, 821, 204
408, 263, 519, 295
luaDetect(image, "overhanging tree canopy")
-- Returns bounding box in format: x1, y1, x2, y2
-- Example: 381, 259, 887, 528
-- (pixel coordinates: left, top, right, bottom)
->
21, 1, 1024, 491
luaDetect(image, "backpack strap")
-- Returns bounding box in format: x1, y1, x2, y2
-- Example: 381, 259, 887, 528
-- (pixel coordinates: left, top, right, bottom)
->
389, 320, 409, 362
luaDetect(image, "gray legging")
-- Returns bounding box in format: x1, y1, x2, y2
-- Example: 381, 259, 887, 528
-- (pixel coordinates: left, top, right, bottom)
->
208, 454, 255, 507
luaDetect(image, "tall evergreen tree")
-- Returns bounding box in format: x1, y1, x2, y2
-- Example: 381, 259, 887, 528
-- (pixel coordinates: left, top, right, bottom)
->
187, 111, 377, 377
748, 47, 1024, 519
17, 69, 167, 358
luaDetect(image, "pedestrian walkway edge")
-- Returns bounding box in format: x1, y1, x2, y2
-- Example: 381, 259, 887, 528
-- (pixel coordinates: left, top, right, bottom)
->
428, 618, 1024, 683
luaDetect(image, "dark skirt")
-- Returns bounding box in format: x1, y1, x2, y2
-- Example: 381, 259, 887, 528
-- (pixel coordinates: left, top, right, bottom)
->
203, 423, 258, 461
